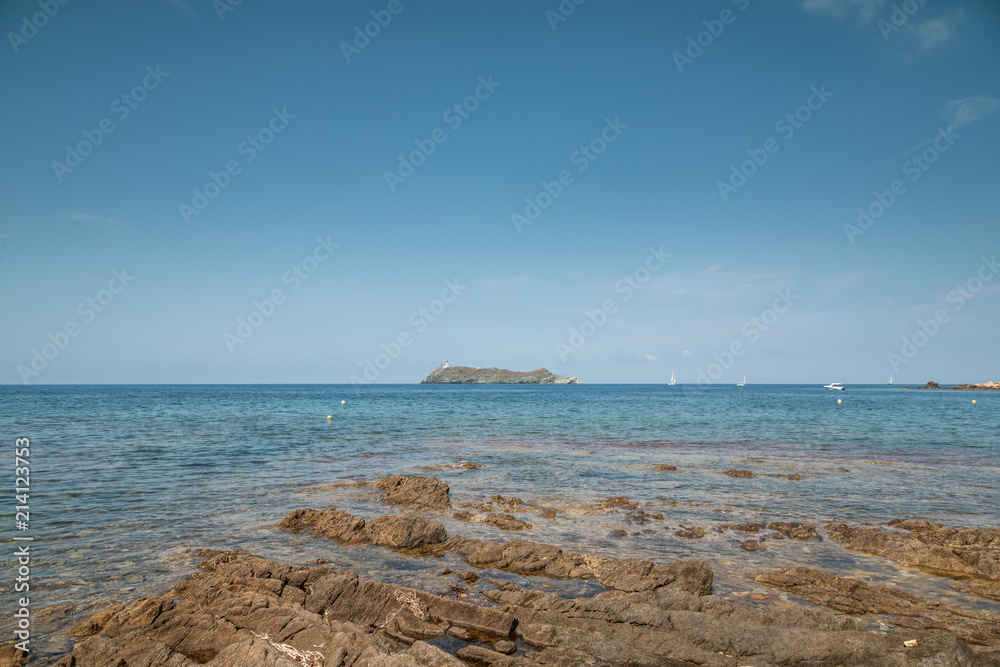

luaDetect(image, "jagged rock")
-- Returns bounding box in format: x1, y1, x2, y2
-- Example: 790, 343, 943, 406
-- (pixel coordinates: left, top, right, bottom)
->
481, 513, 533, 531
596, 559, 713, 595
0, 643, 27, 667
768, 521, 822, 540
376, 475, 452, 511
740, 540, 764, 552
280, 508, 446, 550
596, 496, 637, 510
827, 520, 1000, 581
755, 566, 1000, 646
56, 551, 516, 667
721, 522, 766, 533
674, 526, 707, 539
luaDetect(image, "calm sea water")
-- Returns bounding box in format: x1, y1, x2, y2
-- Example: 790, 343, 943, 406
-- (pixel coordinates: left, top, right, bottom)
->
2, 384, 998, 658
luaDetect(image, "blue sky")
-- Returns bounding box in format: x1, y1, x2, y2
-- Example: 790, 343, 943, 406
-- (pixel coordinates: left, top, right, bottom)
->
2, 0, 998, 384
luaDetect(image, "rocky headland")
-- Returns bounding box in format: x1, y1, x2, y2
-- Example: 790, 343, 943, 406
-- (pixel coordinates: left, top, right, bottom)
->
37, 474, 1000, 667
907, 380, 1000, 390
421, 366, 581, 384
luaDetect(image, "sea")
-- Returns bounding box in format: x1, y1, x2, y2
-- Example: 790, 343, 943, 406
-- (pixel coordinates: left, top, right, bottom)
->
1, 383, 998, 660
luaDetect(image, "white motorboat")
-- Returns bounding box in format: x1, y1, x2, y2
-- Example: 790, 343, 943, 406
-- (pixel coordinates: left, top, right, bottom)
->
824, 382, 845, 390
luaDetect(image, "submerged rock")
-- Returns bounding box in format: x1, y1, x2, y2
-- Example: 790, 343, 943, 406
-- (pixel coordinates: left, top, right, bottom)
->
755, 566, 1000, 646
375, 475, 452, 511
827, 520, 1000, 581
481, 512, 533, 531
651, 464, 678, 471
722, 469, 754, 478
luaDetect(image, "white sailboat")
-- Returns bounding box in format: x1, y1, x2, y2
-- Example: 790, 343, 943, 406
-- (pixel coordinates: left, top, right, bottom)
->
669, 371, 676, 386
888, 374, 893, 385
736, 368, 746, 387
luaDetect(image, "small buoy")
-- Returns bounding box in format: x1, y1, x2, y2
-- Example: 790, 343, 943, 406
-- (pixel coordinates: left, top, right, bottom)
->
341, 400, 346, 405
327, 415, 332, 419
972, 400, 976, 404
837, 399, 842, 404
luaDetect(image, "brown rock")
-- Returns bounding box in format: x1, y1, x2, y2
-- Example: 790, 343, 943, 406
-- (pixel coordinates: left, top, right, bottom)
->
755, 566, 1000, 646
0, 643, 28, 667
457, 462, 483, 469
741, 540, 764, 552
722, 522, 767, 532
538, 509, 557, 519
674, 526, 707, 539
369, 514, 448, 549
827, 521, 1000, 581
768, 521, 822, 540
453, 510, 475, 521
722, 469, 754, 478
651, 464, 677, 471
481, 513, 533, 531
953, 584, 1000, 603
375, 475, 452, 511
596, 496, 637, 510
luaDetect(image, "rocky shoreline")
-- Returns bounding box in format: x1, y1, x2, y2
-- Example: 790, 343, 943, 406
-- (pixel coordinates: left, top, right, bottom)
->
11, 475, 1000, 666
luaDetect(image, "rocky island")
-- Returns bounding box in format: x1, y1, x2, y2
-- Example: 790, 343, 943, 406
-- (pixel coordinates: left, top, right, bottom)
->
907, 380, 1000, 390
421, 365, 581, 384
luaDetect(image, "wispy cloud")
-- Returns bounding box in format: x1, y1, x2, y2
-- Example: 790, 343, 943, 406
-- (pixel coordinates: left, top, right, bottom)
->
907, 16, 955, 51
944, 97, 1000, 130
681, 349, 692, 357
868, 96, 1000, 168
644, 353, 658, 360
800, 0, 886, 25
165, 0, 196, 19
705, 262, 722, 274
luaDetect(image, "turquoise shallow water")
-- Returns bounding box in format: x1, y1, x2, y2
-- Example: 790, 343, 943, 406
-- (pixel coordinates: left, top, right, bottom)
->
1, 383, 998, 658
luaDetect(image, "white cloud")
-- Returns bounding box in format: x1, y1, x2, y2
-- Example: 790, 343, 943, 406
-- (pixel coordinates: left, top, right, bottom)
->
944, 97, 1000, 130
705, 262, 722, 274
681, 350, 692, 357
644, 353, 658, 360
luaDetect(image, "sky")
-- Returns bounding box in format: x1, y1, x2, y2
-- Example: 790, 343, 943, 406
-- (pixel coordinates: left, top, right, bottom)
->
1, 0, 998, 385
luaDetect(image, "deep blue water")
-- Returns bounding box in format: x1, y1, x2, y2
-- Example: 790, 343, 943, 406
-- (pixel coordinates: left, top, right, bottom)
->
1, 383, 998, 656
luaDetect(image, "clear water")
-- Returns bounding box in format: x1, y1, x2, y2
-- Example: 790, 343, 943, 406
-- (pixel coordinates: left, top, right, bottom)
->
2, 384, 998, 659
